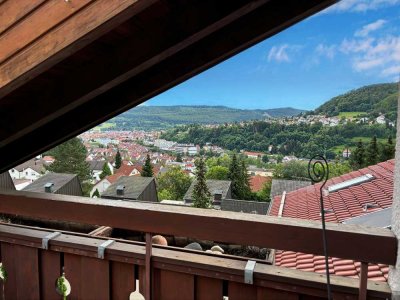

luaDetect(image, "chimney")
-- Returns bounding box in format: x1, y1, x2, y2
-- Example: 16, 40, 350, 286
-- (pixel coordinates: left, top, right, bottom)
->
44, 182, 54, 193
213, 190, 223, 204
116, 185, 125, 196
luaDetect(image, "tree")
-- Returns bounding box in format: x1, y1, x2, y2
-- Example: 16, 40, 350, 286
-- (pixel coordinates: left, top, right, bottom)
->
176, 153, 183, 162
115, 150, 122, 169
228, 154, 241, 199
262, 155, 269, 163
256, 181, 271, 202
157, 166, 192, 200
238, 160, 252, 200
92, 189, 100, 198
158, 189, 175, 201
350, 140, 365, 170
206, 166, 229, 180
141, 154, 154, 177
380, 136, 395, 161
365, 136, 379, 166
192, 157, 211, 208
45, 137, 92, 196
273, 161, 308, 180
99, 163, 112, 179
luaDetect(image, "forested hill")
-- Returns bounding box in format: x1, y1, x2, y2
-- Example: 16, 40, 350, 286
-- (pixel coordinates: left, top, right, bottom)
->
109, 105, 305, 130
315, 83, 398, 120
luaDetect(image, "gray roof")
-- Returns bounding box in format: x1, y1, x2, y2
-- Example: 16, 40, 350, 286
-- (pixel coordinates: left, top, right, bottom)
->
343, 207, 392, 228
184, 180, 231, 201
88, 160, 107, 171
270, 179, 311, 198
221, 199, 269, 215
13, 158, 45, 173
0, 172, 15, 190
23, 173, 78, 193
102, 176, 154, 199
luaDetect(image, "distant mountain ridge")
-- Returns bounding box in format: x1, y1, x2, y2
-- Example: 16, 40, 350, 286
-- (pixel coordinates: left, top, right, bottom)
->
315, 82, 398, 121
109, 105, 305, 130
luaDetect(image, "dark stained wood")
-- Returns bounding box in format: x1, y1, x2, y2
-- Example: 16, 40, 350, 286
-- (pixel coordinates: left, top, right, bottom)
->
0, 190, 395, 266
110, 261, 135, 300
0, 0, 338, 172
359, 262, 369, 300
0, 224, 392, 299
196, 277, 223, 300
0, 0, 95, 64
40, 250, 61, 300
228, 282, 257, 300
153, 269, 194, 300
0, 0, 46, 35
64, 253, 110, 300
257, 287, 299, 300
89, 226, 113, 237
145, 233, 152, 300
4, 244, 40, 299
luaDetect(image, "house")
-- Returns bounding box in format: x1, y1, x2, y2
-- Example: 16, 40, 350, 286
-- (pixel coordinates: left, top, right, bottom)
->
101, 176, 158, 202
9, 158, 46, 180
269, 159, 395, 282
270, 179, 311, 199
243, 151, 264, 159
184, 180, 232, 206
22, 173, 83, 196
12, 179, 32, 190
221, 199, 269, 215
89, 173, 123, 197
0, 172, 15, 190
247, 165, 273, 177
343, 148, 351, 158
88, 160, 114, 182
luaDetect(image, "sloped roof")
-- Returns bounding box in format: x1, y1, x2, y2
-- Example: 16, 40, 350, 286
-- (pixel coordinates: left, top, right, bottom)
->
221, 199, 269, 215
270, 179, 311, 199
13, 159, 45, 173
250, 175, 270, 192
102, 176, 155, 200
269, 160, 395, 282
87, 160, 107, 171
184, 180, 231, 201
0, 172, 15, 190
22, 173, 78, 194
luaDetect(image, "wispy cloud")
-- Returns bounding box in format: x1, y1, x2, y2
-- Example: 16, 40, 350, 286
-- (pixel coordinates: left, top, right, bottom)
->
355, 19, 387, 37
267, 44, 302, 63
315, 44, 336, 59
323, 0, 400, 13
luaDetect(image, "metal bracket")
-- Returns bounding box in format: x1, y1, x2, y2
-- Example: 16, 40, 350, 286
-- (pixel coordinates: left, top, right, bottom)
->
42, 232, 61, 250
244, 260, 256, 284
97, 240, 115, 259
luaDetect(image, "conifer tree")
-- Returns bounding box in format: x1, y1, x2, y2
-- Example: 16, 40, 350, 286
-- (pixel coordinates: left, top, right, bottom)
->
380, 136, 396, 161
192, 157, 211, 208
176, 153, 183, 162
92, 189, 100, 198
141, 154, 154, 177
99, 163, 112, 179
228, 154, 241, 199
365, 136, 379, 166
239, 160, 252, 200
115, 150, 122, 169
350, 140, 365, 170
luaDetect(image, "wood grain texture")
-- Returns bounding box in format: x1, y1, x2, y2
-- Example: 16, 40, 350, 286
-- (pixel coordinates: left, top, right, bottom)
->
40, 250, 61, 300
0, 0, 46, 35
196, 277, 223, 300
110, 261, 135, 300
153, 269, 194, 300
0, 0, 95, 64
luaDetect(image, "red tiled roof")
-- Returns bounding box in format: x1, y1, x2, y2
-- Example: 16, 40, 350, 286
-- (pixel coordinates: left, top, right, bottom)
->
269, 160, 394, 282
250, 175, 270, 192
105, 173, 123, 184
117, 164, 136, 176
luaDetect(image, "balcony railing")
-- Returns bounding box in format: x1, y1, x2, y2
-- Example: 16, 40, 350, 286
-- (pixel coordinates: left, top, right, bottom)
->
0, 189, 396, 299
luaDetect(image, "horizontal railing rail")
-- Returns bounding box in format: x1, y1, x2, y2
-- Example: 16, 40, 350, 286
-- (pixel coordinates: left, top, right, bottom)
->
0, 190, 396, 266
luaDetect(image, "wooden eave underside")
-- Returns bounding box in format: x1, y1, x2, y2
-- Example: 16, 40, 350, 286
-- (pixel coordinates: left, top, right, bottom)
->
0, 0, 337, 172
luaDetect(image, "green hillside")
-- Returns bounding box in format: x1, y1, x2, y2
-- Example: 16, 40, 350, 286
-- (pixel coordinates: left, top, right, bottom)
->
109, 105, 305, 130
315, 83, 398, 120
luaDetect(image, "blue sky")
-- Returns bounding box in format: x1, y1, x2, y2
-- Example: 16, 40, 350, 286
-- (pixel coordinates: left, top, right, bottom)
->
146, 0, 400, 110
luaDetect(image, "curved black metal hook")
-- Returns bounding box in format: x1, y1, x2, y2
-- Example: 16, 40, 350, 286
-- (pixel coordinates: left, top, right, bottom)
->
308, 154, 331, 300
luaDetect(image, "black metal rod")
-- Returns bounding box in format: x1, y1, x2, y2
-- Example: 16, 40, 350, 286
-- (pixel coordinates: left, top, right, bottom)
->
308, 155, 331, 300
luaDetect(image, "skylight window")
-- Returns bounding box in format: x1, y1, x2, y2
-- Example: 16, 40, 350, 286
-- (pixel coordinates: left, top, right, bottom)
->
328, 174, 375, 193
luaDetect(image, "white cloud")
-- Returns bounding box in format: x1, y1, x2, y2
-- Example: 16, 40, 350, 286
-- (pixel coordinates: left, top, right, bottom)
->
267, 45, 290, 62
315, 44, 336, 59
267, 44, 302, 63
355, 19, 387, 37
339, 35, 400, 76
323, 0, 400, 13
